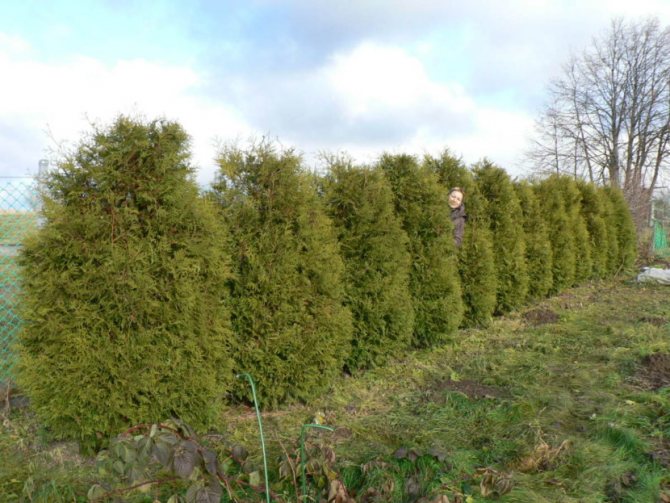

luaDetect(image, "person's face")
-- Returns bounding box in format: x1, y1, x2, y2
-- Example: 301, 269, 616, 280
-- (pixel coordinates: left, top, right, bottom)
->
448, 190, 463, 209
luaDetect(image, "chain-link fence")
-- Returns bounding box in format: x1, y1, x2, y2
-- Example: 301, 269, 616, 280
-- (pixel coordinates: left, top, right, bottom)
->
1, 177, 39, 380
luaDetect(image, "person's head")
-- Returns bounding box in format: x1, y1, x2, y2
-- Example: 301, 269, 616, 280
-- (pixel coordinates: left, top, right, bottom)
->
448, 187, 464, 209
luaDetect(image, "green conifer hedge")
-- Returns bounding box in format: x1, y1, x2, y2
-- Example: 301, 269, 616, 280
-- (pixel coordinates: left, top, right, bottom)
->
576, 181, 609, 279
598, 188, 621, 275
213, 143, 352, 406
473, 162, 528, 313
379, 154, 463, 347
557, 177, 593, 283
322, 160, 414, 370
514, 181, 553, 301
604, 186, 637, 273
535, 176, 576, 293
16, 117, 642, 421
17, 117, 232, 443
425, 151, 497, 327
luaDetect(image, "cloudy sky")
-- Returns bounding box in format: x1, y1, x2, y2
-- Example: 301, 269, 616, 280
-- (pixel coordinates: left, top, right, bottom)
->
2, 1, 670, 186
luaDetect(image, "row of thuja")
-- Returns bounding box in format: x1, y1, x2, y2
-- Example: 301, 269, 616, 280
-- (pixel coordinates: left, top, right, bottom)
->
16, 116, 636, 443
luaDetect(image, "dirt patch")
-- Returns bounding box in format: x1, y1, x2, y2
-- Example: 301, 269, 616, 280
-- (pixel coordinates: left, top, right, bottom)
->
637, 315, 668, 326
649, 439, 670, 468
636, 353, 670, 390
432, 379, 510, 400
523, 308, 560, 326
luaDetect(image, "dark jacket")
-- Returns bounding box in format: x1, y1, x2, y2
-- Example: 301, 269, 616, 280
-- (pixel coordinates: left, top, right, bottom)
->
450, 204, 467, 248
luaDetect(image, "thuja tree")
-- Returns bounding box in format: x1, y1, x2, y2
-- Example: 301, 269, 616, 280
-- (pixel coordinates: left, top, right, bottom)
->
473, 161, 528, 314
213, 143, 352, 406
17, 116, 232, 443
556, 176, 593, 283
424, 151, 497, 327
534, 176, 575, 293
576, 181, 610, 279
603, 186, 637, 273
379, 153, 463, 347
514, 180, 553, 301
321, 159, 414, 370
598, 187, 621, 274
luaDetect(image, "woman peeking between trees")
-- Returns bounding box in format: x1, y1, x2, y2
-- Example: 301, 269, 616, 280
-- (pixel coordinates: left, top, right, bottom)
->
448, 187, 466, 248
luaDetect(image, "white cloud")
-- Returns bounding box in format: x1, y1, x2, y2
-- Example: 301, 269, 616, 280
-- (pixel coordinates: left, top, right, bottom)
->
598, 0, 670, 21
8, 0, 669, 185
0, 34, 251, 184
449, 107, 535, 171
326, 42, 472, 118
306, 42, 533, 174
0, 32, 31, 55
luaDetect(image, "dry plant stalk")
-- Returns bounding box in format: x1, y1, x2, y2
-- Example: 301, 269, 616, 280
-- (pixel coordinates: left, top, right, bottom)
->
517, 438, 571, 473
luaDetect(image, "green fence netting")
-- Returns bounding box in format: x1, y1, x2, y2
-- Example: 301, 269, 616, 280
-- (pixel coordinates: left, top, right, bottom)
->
0, 177, 38, 381
652, 220, 669, 257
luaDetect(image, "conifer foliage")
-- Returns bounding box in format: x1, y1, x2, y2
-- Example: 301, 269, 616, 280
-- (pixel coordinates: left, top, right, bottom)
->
213, 143, 352, 406
558, 177, 593, 283
604, 186, 637, 274
425, 151, 497, 327
14, 114, 641, 427
379, 154, 463, 346
17, 117, 232, 442
322, 160, 414, 370
535, 176, 576, 293
576, 181, 610, 279
514, 181, 553, 301
473, 162, 528, 313
599, 188, 622, 274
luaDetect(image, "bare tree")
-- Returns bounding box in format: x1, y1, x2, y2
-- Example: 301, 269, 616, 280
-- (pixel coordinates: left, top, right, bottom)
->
529, 17, 670, 231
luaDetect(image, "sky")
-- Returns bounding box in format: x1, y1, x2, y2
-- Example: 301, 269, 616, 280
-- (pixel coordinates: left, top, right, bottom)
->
1, 0, 670, 187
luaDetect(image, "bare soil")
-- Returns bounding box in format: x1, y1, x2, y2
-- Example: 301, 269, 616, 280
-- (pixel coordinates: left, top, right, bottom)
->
431, 379, 510, 400
649, 439, 670, 468
523, 308, 560, 326
636, 353, 670, 390
637, 316, 668, 326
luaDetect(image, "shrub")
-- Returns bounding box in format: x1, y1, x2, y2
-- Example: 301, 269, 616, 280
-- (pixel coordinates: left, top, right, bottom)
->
213, 142, 352, 406
425, 151, 497, 327
379, 153, 463, 347
534, 176, 576, 293
473, 161, 528, 314
603, 186, 637, 273
322, 159, 414, 370
576, 181, 610, 279
597, 187, 621, 275
514, 180, 553, 301
557, 176, 593, 283
17, 116, 232, 443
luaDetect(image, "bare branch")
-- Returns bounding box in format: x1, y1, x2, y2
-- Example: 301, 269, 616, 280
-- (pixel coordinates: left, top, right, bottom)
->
527, 16, 670, 229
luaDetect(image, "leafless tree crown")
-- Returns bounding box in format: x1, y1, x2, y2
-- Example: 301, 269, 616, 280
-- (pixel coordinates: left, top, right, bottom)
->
528, 17, 670, 230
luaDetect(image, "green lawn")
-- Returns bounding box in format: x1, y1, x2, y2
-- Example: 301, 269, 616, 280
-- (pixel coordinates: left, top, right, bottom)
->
2, 278, 669, 502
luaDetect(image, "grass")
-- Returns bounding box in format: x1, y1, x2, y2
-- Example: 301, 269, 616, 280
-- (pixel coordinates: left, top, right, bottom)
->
0, 414, 93, 501
1, 278, 669, 501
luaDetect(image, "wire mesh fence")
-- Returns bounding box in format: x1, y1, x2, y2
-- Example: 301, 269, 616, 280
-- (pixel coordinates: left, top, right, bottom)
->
651, 189, 670, 257
0, 177, 39, 381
